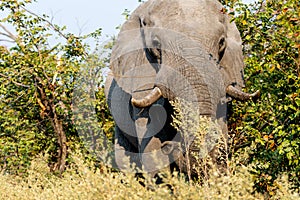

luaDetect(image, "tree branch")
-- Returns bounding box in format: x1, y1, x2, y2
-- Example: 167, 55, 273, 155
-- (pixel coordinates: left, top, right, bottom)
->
0, 39, 15, 43
0, 73, 30, 88
0, 23, 17, 41
20, 6, 88, 57
20, 6, 69, 40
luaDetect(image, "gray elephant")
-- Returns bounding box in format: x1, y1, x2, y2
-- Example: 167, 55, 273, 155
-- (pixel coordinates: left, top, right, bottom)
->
105, 0, 259, 178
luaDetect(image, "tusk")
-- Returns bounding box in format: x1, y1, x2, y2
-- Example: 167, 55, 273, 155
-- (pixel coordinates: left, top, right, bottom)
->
226, 85, 260, 101
131, 87, 162, 107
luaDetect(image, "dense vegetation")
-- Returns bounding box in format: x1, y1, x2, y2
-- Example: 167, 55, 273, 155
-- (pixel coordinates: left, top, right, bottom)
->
0, 0, 299, 199
228, 0, 299, 195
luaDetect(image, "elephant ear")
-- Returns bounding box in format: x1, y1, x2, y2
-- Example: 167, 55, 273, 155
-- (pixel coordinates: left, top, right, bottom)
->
219, 18, 245, 90
108, 1, 157, 96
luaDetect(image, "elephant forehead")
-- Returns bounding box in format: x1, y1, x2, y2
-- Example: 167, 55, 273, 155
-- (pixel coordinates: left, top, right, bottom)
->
141, 0, 224, 24
135, 0, 226, 48
177, 0, 224, 19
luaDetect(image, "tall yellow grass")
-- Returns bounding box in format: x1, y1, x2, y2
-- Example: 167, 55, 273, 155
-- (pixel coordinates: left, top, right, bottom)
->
0, 151, 298, 199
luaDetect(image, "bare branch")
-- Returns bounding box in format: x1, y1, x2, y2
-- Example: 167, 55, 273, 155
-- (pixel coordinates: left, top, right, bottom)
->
20, 6, 69, 40
0, 32, 14, 39
20, 6, 88, 57
0, 39, 15, 43
0, 23, 17, 41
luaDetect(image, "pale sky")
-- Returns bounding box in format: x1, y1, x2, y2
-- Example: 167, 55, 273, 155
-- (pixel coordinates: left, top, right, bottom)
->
27, 0, 255, 39
27, 0, 141, 38
1, 0, 255, 46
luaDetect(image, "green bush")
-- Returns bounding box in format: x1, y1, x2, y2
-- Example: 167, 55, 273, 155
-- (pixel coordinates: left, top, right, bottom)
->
0, 0, 111, 174
228, 0, 299, 195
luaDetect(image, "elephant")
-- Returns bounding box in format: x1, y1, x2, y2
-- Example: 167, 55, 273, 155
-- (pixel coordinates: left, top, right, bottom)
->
105, 0, 259, 179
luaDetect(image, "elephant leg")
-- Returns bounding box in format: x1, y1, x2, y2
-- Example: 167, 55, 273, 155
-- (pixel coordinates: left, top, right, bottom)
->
141, 136, 171, 178
114, 126, 141, 172
195, 137, 229, 181
216, 119, 229, 174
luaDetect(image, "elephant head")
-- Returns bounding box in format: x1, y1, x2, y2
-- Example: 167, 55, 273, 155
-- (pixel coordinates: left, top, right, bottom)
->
105, 0, 259, 177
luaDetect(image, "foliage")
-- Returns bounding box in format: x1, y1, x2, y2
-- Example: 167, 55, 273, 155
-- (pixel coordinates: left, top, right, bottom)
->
0, 0, 111, 174
72, 48, 114, 164
0, 0, 299, 198
226, 0, 299, 196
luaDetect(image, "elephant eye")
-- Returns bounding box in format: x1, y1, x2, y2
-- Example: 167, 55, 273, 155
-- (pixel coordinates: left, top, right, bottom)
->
144, 36, 162, 67
142, 19, 147, 27
218, 36, 226, 61
152, 36, 161, 49
139, 17, 147, 28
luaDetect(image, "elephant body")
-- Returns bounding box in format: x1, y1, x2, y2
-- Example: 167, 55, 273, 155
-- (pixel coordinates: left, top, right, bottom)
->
105, 0, 258, 178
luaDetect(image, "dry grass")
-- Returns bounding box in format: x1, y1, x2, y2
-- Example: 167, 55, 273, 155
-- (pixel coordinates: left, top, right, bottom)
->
0, 152, 298, 200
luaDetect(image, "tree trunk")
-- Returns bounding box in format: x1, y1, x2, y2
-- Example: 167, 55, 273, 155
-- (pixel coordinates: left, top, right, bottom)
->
50, 104, 67, 175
